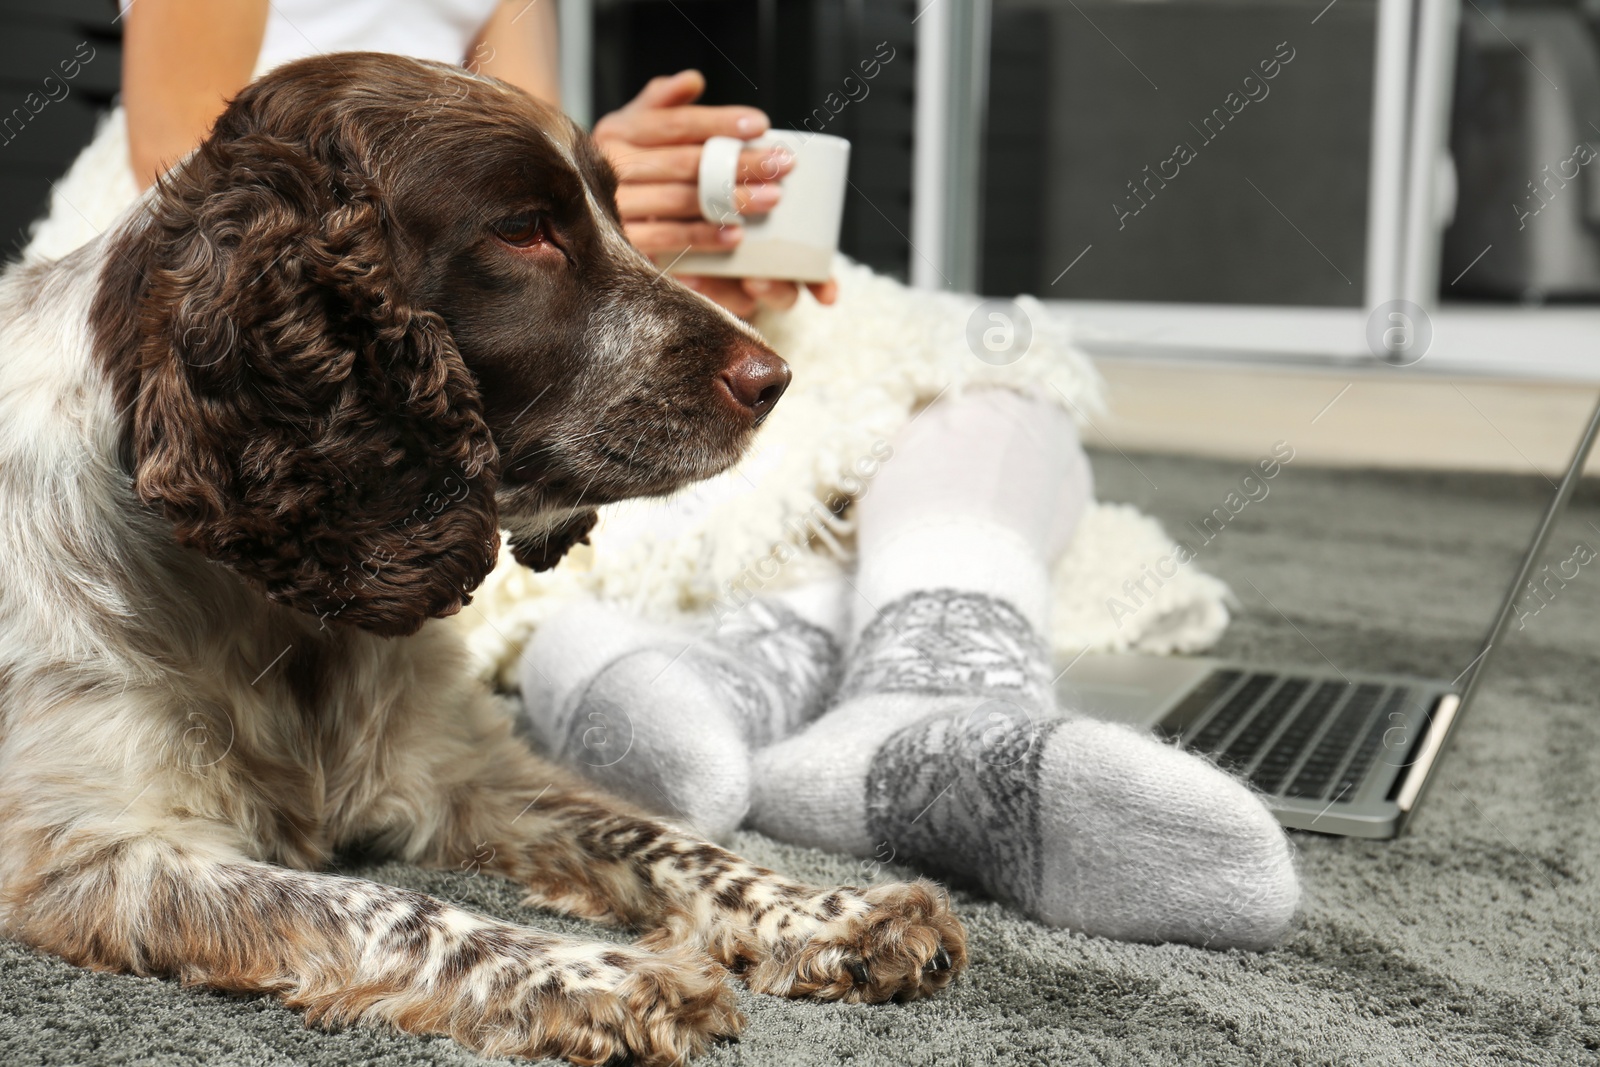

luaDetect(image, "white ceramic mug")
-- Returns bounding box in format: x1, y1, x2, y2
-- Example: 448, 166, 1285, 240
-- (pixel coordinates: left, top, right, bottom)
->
672, 130, 851, 284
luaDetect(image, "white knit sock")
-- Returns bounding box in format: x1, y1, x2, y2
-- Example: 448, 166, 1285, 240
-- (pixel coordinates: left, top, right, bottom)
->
751, 675, 1301, 947
519, 582, 845, 840
748, 389, 1300, 948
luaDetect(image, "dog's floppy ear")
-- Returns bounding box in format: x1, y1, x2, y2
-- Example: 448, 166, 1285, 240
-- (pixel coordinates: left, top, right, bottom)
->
111, 125, 500, 637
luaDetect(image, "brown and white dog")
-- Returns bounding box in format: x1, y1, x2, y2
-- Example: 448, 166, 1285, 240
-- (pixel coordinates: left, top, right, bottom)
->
0, 53, 964, 1065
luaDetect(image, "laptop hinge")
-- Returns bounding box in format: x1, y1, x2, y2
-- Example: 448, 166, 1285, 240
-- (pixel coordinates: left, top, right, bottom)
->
1394, 693, 1461, 812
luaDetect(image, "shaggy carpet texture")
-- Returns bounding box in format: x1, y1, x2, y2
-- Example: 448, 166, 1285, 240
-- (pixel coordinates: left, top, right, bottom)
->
2, 452, 1596, 1066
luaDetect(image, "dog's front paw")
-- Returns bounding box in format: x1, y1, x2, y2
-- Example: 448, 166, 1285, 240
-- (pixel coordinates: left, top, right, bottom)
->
492, 944, 743, 1066
744, 879, 967, 1004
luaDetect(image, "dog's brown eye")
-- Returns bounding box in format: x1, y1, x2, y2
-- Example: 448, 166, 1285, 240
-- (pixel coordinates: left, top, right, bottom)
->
492, 213, 549, 248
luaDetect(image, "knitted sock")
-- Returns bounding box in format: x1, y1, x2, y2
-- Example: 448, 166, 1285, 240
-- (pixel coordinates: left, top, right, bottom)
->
519, 580, 846, 840
748, 389, 1300, 948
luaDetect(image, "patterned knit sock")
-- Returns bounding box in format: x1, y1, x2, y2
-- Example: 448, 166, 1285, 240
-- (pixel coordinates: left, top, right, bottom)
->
519, 581, 846, 840
747, 389, 1300, 948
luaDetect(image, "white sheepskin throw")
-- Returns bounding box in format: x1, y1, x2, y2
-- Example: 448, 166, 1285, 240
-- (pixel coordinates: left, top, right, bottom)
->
25, 108, 1232, 688
24, 109, 142, 263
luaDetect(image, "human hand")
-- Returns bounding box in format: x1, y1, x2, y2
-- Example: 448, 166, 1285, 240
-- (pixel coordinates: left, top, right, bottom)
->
591, 70, 837, 316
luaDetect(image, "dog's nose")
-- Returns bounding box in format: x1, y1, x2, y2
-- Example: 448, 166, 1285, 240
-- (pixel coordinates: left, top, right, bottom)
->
719, 346, 791, 422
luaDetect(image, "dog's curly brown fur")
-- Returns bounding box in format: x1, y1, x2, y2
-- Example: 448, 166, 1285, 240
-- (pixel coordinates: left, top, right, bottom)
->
0, 52, 965, 1066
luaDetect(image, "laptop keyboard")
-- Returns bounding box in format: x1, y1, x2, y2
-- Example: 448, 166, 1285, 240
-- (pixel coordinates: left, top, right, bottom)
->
1158, 671, 1426, 802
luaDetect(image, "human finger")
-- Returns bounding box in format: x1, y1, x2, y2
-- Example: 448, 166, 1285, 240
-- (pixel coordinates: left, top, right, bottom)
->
613, 104, 769, 147
806, 278, 839, 305
677, 274, 759, 318
742, 278, 801, 312
616, 181, 781, 222
624, 220, 742, 256
602, 144, 793, 185
623, 70, 706, 111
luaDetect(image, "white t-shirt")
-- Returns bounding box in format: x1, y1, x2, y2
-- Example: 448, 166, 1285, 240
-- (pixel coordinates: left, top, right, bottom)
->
119, 0, 502, 76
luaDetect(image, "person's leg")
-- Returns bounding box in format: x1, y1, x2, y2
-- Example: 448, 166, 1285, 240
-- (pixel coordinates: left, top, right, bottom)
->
519, 577, 847, 840
748, 388, 1300, 949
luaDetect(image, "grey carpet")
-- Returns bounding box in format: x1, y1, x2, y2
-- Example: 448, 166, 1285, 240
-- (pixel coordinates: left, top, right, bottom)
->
3, 452, 1597, 1066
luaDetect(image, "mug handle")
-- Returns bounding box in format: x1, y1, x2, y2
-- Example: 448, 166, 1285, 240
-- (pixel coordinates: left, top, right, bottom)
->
697, 135, 745, 225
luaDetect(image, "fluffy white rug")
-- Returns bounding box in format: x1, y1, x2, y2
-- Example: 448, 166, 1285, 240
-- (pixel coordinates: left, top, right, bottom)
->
28, 108, 1233, 689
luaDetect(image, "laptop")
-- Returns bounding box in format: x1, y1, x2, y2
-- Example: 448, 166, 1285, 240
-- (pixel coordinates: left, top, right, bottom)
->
1055, 394, 1600, 840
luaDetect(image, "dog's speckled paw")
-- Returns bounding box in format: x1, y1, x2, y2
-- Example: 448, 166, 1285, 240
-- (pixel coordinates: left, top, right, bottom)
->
740, 879, 968, 1003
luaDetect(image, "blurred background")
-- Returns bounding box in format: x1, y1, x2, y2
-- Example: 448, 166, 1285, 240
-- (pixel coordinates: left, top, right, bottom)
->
3, 0, 1597, 473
